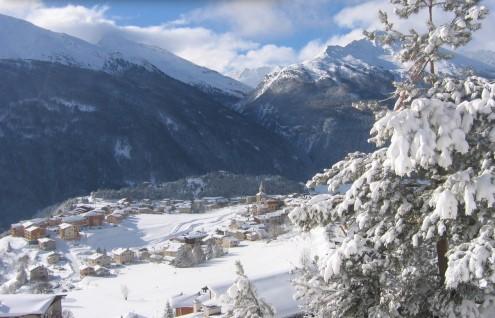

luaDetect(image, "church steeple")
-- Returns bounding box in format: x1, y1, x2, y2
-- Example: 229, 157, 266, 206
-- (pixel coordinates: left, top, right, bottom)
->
256, 180, 266, 204
258, 181, 265, 194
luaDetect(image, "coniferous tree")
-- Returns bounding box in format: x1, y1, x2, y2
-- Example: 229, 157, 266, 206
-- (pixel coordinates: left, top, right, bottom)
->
163, 301, 174, 318
290, 1, 493, 317
222, 261, 275, 318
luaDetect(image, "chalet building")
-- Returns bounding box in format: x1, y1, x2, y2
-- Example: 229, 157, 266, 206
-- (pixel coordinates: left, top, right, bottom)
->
254, 210, 289, 227
22, 218, 49, 229
266, 198, 283, 211
112, 248, 135, 264
10, 223, 24, 237
94, 265, 110, 277
137, 207, 154, 214
246, 232, 260, 241
222, 237, 240, 249
202, 302, 222, 317
83, 210, 105, 227
226, 230, 247, 240
80, 265, 96, 277
59, 223, 79, 240
24, 226, 46, 242
47, 252, 61, 264
29, 265, 49, 281
38, 238, 56, 251
162, 242, 184, 257
138, 248, 151, 261
0, 294, 65, 318
106, 212, 124, 224
61, 215, 88, 229
176, 202, 192, 214
87, 253, 112, 267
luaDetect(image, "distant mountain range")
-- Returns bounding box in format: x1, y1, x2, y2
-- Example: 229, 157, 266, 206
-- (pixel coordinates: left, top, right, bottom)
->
237, 39, 495, 170
0, 14, 310, 229
0, 12, 494, 229
0, 14, 250, 102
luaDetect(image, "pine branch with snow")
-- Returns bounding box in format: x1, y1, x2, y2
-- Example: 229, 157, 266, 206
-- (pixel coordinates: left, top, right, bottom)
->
367, 0, 488, 85
291, 75, 495, 317
222, 261, 275, 318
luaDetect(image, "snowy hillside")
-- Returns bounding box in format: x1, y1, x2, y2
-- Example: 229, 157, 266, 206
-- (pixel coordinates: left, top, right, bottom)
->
0, 14, 249, 99
0, 14, 109, 69
99, 35, 251, 98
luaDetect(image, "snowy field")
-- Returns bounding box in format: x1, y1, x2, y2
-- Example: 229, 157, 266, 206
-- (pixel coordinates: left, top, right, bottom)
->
65, 237, 303, 317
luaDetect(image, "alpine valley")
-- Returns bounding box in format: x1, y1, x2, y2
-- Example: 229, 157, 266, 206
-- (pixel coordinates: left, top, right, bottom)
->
0, 12, 494, 229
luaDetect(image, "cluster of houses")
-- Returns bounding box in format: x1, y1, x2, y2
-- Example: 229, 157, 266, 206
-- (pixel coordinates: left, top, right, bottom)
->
3, 182, 302, 299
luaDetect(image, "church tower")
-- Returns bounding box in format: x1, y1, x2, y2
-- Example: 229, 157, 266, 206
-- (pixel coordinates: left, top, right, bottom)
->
256, 181, 266, 204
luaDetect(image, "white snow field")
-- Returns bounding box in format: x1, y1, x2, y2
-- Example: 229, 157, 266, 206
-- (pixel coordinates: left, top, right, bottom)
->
65, 238, 302, 317
43, 206, 305, 317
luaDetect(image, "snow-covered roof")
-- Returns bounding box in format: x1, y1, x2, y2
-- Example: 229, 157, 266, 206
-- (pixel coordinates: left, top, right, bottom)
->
28, 264, 46, 272
24, 226, 41, 233
170, 292, 209, 308
184, 231, 208, 239
37, 238, 54, 243
0, 294, 64, 317
59, 223, 75, 230
87, 253, 107, 260
164, 241, 184, 252
62, 215, 86, 223
113, 248, 133, 256
80, 265, 94, 271
83, 210, 104, 217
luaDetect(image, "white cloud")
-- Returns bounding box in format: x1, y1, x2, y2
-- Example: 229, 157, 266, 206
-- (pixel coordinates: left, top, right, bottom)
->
187, 1, 293, 39
0, 0, 41, 17
26, 4, 115, 43
227, 44, 297, 75
298, 39, 327, 61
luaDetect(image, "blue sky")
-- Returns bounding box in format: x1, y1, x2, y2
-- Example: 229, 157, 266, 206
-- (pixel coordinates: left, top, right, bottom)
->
43, 0, 349, 49
1, 0, 494, 77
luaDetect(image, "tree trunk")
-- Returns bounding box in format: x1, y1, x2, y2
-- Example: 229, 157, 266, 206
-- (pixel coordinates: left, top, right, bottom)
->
428, 1, 435, 75
436, 236, 448, 284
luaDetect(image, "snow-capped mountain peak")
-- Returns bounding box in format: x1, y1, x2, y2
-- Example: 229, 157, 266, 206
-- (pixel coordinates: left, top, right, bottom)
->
98, 35, 251, 98
254, 37, 495, 98
0, 13, 109, 69
0, 13, 250, 99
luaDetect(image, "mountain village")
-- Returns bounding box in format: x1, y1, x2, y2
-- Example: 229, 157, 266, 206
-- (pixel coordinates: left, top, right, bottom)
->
0, 182, 305, 317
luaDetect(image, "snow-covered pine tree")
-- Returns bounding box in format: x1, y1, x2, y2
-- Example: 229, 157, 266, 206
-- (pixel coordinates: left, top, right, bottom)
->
163, 301, 174, 318
171, 244, 194, 268
290, 1, 494, 317
222, 261, 275, 318
191, 243, 206, 264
